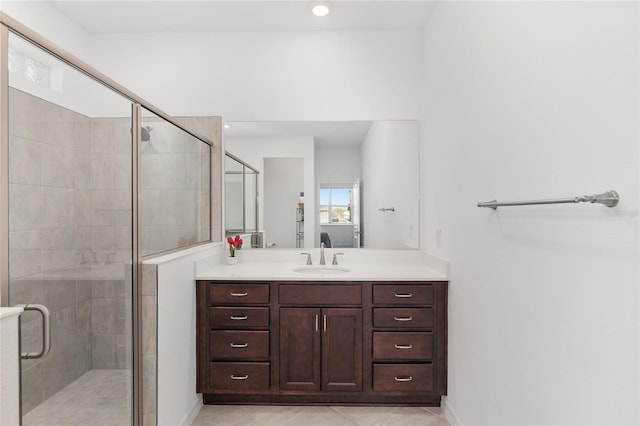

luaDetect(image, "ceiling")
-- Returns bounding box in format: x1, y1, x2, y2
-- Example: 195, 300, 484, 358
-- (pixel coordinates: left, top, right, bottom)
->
47, 1, 434, 33
225, 121, 373, 148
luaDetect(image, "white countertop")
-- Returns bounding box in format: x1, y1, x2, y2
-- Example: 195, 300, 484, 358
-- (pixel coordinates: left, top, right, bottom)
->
196, 249, 448, 281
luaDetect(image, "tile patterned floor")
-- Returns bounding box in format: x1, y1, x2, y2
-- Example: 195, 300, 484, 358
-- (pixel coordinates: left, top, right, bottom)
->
22, 369, 131, 426
192, 405, 450, 426
20, 369, 449, 426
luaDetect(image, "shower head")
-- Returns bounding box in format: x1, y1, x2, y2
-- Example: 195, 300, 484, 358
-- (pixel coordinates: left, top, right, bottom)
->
141, 125, 151, 142
129, 125, 152, 142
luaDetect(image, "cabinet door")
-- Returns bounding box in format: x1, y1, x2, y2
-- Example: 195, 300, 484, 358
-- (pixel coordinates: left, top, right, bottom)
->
322, 308, 362, 392
279, 308, 321, 391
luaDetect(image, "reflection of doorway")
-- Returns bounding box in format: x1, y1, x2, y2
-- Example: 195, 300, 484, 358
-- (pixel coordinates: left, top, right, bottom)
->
318, 179, 361, 248
264, 158, 304, 248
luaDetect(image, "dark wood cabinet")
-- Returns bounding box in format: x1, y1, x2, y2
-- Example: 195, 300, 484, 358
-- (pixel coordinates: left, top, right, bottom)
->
321, 308, 362, 392
197, 280, 447, 406
279, 307, 321, 391
279, 307, 362, 392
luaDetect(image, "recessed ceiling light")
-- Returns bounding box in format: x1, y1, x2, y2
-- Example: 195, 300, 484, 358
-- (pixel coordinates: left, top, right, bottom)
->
224, 123, 231, 129
311, 2, 331, 17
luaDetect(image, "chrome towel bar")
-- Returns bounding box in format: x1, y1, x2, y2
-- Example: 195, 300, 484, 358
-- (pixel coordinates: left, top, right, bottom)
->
477, 190, 619, 210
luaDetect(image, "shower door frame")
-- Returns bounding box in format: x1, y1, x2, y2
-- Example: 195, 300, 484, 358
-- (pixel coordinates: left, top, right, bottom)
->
0, 12, 216, 426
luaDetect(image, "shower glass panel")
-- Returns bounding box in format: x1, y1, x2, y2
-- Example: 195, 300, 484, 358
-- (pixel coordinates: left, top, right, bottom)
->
244, 168, 258, 232
224, 155, 244, 232
7, 32, 134, 424
140, 108, 211, 256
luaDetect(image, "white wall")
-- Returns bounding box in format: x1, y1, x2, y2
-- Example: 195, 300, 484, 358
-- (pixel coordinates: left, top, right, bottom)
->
0, 308, 23, 425
87, 31, 424, 121
154, 246, 218, 426
422, 2, 639, 425
1, 1, 91, 61
226, 136, 315, 248
361, 121, 420, 249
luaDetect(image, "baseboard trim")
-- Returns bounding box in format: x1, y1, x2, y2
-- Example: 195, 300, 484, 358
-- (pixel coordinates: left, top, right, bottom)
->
179, 393, 203, 426
441, 396, 463, 426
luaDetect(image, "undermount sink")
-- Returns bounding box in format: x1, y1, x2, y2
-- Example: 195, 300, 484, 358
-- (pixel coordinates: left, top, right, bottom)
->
294, 266, 351, 274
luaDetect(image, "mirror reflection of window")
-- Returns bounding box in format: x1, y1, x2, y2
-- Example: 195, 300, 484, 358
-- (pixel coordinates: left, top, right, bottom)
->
320, 187, 352, 224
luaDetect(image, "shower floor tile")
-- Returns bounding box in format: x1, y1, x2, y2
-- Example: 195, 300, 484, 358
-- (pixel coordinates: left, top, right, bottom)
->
22, 369, 131, 426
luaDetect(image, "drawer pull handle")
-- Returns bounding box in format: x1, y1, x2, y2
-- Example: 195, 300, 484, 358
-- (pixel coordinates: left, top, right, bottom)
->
394, 376, 414, 382
230, 375, 249, 380
394, 293, 413, 298
230, 343, 248, 348
394, 316, 413, 322
230, 315, 248, 320
230, 292, 248, 297
395, 344, 413, 349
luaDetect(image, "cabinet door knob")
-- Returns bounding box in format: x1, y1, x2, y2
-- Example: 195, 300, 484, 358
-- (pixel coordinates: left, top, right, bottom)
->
394, 293, 413, 298
394, 344, 413, 349
394, 316, 413, 322
230, 292, 248, 297
230, 375, 249, 380
230, 315, 248, 320
394, 376, 413, 382
230, 343, 248, 348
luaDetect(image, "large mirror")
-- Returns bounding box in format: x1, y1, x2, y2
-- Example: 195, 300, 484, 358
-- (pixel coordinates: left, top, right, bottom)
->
224, 121, 420, 249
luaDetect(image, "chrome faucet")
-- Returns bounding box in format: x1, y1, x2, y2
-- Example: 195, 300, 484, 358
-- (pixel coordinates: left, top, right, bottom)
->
320, 242, 326, 265
300, 252, 312, 265
76, 248, 96, 265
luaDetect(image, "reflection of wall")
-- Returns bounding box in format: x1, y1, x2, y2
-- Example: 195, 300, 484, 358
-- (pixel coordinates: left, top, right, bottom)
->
264, 158, 304, 248
226, 136, 315, 248
224, 176, 243, 231
361, 121, 420, 249
315, 146, 361, 183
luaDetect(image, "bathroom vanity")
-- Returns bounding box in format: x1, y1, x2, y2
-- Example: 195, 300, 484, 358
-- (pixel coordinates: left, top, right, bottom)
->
196, 254, 448, 406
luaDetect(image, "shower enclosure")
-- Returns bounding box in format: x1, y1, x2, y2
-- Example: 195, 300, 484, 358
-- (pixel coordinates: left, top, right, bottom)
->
1, 14, 214, 425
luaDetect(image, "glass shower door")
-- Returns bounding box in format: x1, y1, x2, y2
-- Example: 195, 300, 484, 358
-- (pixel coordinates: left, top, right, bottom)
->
6, 31, 135, 425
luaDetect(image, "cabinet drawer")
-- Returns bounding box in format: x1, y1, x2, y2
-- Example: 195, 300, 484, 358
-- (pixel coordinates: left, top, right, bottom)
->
210, 362, 270, 392
210, 307, 270, 328
373, 332, 433, 361
373, 364, 434, 392
210, 331, 270, 360
279, 285, 361, 305
373, 308, 433, 329
373, 284, 433, 305
210, 284, 269, 304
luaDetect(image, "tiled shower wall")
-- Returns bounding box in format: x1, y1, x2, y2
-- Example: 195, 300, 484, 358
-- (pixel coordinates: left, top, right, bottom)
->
8, 87, 133, 414
140, 117, 214, 255
9, 88, 222, 417
138, 116, 221, 426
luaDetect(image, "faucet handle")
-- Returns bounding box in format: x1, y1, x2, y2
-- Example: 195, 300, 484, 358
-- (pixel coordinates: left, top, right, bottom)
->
300, 253, 312, 265
332, 253, 344, 265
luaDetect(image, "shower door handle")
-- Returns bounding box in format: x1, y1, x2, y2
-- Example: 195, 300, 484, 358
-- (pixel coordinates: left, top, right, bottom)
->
15, 304, 51, 360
